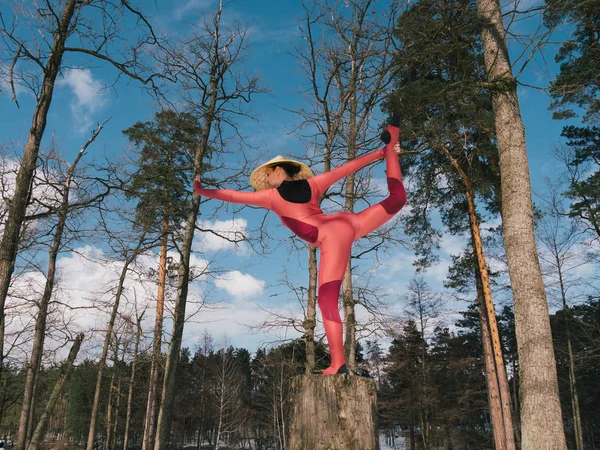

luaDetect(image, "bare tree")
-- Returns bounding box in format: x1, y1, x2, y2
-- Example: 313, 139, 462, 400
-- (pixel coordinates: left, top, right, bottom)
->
536, 180, 591, 450
122, 304, 145, 450
0, 0, 165, 383
476, 0, 567, 447
86, 236, 147, 450
15, 120, 109, 450
26, 333, 84, 450
210, 348, 248, 450
293, 0, 399, 371
152, 3, 265, 449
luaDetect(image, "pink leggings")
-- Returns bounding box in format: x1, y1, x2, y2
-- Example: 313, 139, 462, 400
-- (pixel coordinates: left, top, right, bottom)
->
318, 127, 406, 374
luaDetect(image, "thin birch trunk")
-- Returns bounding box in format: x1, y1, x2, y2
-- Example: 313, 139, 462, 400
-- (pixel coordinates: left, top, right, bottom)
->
559, 275, 584, 450
141, 218, 169, 450
122, 311, 143, 450
105, 369, 116, 450
16, 119, 108, 450
476, 1, 567, 447
112, 377, 122, 450
305, 246, 317, 374
342, 79, 359, 372
0, 0, 78, 386
86, 238, 146, 450
27, 333, 84, 450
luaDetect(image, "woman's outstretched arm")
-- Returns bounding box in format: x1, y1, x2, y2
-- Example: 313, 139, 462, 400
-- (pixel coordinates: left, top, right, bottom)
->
193, 176, 272, 209
310, 147, 386, 197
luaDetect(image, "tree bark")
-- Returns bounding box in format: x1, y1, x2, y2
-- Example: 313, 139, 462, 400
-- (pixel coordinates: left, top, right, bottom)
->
475, 266, 507, 450
467, 189, 515, 450
105, 367, 116, 450
476, 0, 567, 448
16, 119, 107, 450
27, 333, 83, 450
86, 240, 145, 450
0, 0, 77, 383
438, 142, 516, 449
304, 246, 317, 374
287, 375, 379, 450
123, 313, 143, 450
141, 218, 169, 450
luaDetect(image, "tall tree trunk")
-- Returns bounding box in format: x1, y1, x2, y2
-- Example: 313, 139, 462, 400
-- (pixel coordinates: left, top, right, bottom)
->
439, 143, 516, 449
86, 240, 145, 450
27, 333, 84, 450
475, 265, 507, 450
105, 368, 116, 450
142, 218, 169, 450
476, 1, 567, 448
0, 0, 77, 384
16, 119, 107, 450
467, 189, 516, 450
559, 272, 584, 450
342, 95, 359, 371
123, 312, 143, 450
112, 377, 122, 450
153, 111, 209, 450
304, 246, 317, 374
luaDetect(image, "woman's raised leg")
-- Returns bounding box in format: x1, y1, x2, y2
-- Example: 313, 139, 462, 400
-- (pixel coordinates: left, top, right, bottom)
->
355, 129, 407, 239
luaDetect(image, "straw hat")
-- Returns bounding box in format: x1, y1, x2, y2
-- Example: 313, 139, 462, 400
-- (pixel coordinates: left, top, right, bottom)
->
250, 155, 313, 191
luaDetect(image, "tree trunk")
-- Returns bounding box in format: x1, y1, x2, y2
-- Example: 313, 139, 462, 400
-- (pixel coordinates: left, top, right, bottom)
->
16, 119, 107, 450
86, 241, 144, 450
566, 338, 583, 450
560, 281, 584, 450
467, 189, 516, 450
153, 114, 207, 450
27, 333, 83, 450
123, 313, 143, 450
475, 267, 507, 450
476, 1, 567, 448
142, 219, 169, 450
0, 0, 77, 384
287, 375, 379, 450
342, 92, 359, 372
112, 377, 122, 450
105, 369, 116, 450
438, 143, 516, 449
304, 246, 317, 374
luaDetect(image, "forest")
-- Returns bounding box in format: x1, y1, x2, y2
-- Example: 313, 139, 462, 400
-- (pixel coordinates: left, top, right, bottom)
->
0, 0, 599, 449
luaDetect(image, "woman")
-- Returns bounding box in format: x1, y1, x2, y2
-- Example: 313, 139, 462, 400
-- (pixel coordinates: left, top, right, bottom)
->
193, 116, 406, 374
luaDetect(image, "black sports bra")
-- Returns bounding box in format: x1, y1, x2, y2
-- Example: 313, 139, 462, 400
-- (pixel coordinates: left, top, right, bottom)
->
277, 179, 311, 203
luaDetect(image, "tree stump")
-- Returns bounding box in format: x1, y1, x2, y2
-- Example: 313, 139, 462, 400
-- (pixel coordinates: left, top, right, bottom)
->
287, 374, 379, 450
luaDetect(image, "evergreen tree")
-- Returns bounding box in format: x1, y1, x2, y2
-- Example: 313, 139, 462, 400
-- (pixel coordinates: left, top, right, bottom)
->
122, 109, 201, 450
544, 0, 600, 123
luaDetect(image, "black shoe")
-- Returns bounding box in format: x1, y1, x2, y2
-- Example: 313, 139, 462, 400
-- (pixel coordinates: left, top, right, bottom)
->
380, 112, 401, 144
336, 364, 349, 375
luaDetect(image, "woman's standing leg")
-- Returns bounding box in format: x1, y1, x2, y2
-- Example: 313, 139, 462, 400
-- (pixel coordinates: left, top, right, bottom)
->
317, 220, 355, 374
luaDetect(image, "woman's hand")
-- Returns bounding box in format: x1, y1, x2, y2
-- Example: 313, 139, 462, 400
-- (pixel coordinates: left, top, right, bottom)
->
394, 143, 402, 154
193, 175, 202, 194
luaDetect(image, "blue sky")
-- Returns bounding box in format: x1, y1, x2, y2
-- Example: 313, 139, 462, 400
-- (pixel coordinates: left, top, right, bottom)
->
1, 0, 594, 360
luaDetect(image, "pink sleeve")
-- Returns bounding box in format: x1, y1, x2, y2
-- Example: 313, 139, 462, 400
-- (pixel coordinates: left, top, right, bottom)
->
194, 186, 272, 209
310, 147, 385, 196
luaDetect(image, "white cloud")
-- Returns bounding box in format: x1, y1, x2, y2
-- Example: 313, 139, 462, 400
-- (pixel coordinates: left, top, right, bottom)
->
194, 217, 249, 254
214, 270, 266, 300
173, 0, 213, 20
57, 68, 108, 133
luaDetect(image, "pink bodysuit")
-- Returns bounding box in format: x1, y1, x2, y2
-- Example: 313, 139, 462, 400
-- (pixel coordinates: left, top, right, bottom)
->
194, 123, 406, 374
